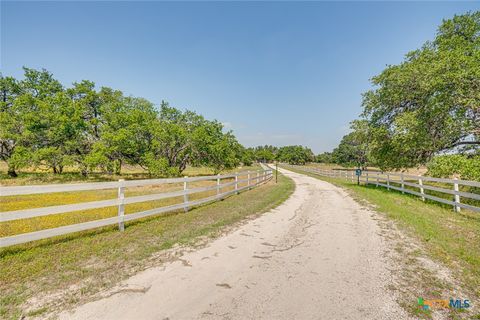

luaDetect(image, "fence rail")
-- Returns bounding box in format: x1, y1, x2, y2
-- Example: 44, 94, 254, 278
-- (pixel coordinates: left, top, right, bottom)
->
283, 165, 480, 213
0, 169, 273, 248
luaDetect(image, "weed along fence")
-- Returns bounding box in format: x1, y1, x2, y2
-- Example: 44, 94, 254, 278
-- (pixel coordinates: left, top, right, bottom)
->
284, 165, 480, 213
0, 169, 273, 248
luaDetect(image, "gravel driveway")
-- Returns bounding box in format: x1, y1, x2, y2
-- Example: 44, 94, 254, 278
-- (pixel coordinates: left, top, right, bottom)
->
60, 167, 409, 320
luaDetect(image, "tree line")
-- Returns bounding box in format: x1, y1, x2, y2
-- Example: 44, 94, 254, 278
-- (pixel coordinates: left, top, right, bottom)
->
247, 145, 315, 165
316, 12, 480, 180
0, 68, 317, 178
0, 68, 249, 177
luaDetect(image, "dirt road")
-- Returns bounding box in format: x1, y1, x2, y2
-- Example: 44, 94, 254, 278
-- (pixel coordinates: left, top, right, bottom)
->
60, 168, 409, 320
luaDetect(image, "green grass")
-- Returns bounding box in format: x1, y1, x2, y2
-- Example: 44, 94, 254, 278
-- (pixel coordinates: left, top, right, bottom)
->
306, 163, 480, 208
0, 171, 294, 319
284, 166, 480, 314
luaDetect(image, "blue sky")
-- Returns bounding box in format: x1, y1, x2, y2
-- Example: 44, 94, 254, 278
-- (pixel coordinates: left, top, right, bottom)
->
1, 1, 478, 153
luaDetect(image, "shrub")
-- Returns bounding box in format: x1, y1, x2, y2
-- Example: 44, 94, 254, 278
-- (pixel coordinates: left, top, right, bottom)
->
427, 155, 480, 181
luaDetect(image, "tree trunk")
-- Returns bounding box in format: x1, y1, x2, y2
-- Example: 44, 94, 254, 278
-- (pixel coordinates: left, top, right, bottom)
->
114, 159, 122, 175
7, 166, 17, 177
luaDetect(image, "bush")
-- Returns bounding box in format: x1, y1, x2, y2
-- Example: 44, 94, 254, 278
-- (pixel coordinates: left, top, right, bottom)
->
142, 153, 179, 177
427, 155, 480, 181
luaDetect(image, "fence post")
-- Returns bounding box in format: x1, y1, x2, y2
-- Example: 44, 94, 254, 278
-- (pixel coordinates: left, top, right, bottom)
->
401, 173, 405, 194
118, 179, 125, 231
454, 178, 461, 212
366, 172, 369, 185
216, 174, 221, 196
376, 174, 379, 187
235, 173, 239, 194
418, 176, 425, 201
276, 163, 278, 183
256, 172, 259, 185
247, 172, 251, 190
387, 174, 390, 190
183, 176, 189, 212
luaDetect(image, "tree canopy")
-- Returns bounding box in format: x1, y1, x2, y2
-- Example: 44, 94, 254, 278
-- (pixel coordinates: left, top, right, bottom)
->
0, 68, 247, 177
325, 12, 479, 171
360, 12, 479, 169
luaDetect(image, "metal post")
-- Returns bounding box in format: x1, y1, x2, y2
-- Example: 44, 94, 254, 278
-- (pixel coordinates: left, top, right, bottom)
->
387, 174, 390, 190
454, 178, 461, 212
376, 175, 379, 187
183, 176, 189, 212
118, 179, 125, 231
419, 177, 425, 201
216, 174, 221, 196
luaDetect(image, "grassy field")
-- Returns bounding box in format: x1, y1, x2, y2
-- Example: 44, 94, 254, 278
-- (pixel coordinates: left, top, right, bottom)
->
283, 166, 480, 310
0, 161, 252, 186
0, 165, 261, 238
0, 169, 294, 319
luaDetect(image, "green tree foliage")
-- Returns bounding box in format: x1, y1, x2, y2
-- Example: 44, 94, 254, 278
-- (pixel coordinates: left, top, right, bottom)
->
241, 148, 254, 167
0, 68, 248, 177
427, 154, 480, 181
201, 132, 243, 174
331, 120, 371, 168
0, 68, 64, 176
252, 145, 278, 163
0, 75, 25, 176
361, 12, 480, 169
315, 152, 333, 163
276, 145, 314, 165
142, 102, 243, 176
249, 145, 314, 165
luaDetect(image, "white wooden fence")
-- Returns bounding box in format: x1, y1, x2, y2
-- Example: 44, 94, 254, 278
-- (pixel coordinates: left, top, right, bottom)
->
284, 165, 480, 213
0, 169, 273, 248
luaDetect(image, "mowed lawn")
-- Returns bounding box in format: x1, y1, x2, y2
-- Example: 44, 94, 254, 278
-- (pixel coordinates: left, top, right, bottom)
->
284, 166, 480, 302
0, 169, 294, 320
